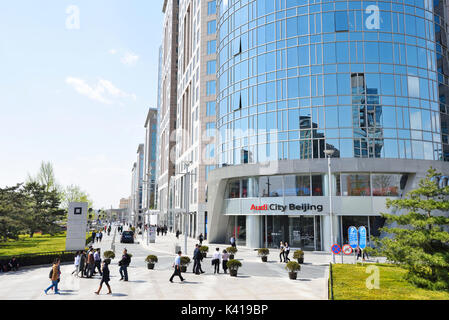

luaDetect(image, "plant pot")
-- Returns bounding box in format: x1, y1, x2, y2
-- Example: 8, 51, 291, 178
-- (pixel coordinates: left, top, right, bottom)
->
288, 272, 297, 280
180, 266, 187, 273
261, 256, 268, 262
230, 269, 238, 277
202, 252, 207, 258
147, 263, 155, 270
230, 254, 234, 260
297, 257, 304, 264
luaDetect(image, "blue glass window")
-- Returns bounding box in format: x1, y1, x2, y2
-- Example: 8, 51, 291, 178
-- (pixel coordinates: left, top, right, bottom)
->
207, 20, 216, 35
335, 11, 348, 32
207, 1, 216, 15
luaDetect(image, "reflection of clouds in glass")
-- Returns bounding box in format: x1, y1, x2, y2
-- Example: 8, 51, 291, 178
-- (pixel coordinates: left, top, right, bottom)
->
407, 76, 420, 98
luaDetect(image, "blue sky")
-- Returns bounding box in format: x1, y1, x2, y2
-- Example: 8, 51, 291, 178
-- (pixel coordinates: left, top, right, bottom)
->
0, 1, 163, 208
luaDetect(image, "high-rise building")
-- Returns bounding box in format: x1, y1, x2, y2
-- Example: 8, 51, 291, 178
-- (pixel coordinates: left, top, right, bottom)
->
143, 108, 158, 222
119, 198, 130, 210
206, 0, 449, 250
157, 0, 179, 233
130, 144, 145, 227
170, 0, 218, 240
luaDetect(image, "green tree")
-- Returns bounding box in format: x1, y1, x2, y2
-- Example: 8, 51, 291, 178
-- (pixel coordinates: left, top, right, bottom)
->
0, 184, 27, 241
61, 184, 93, 210
22, 182, 66, 238
27, 161, 62, 193
379, 167, 449, 290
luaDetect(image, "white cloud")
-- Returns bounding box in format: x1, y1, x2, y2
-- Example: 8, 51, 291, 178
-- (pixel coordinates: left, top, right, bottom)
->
66, 77, 137, 105
121, 51, 139, 66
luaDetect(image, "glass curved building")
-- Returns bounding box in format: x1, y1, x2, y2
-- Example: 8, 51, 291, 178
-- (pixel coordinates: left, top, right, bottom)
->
206, 0, 449, 250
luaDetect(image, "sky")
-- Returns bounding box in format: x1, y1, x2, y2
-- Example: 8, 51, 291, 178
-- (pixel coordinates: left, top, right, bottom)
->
0, 1, 163, 209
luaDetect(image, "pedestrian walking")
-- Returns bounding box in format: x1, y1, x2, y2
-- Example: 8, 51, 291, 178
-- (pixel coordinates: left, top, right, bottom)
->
169, 251, 185, 283
44, 258, 61, 295
119, 249, 131, 281
279, 241, 285, 262
176, 230, 180, 239
87, 248, 95, 277
99, 232, 103, 242
222, 250, 229, 274
94, 248, 102, 276
284, 242, 290, 262
157, 226, 160, 236
96, 232, 100, 243
8, 257, 19, 271
212, 248, 221, 274
94, 259, 112, 295
71, 251, 80, 276
107, 226, 111, 236
78, 250, 86, 277
230, 236, 236, 248
164, 225, 168, 236
198, 233, 204, 246
192, 244, 203, 275
91, 231, 96, 242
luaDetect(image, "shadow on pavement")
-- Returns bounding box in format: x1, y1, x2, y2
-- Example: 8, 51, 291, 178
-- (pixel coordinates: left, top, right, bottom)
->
111, 293, 128, 297
127, 280, 147, 283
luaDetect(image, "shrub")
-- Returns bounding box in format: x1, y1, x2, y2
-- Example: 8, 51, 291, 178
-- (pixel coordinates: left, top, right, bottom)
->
145, 255, 158, 263
200, 246, 209, 253
257, 248, 270, 257
285, 261, 301, 272
227, 246, 238, 254
0, 251, 76, 268
103, 251, 115, 259
226, 259, 242, 271
180, 256, 191, 266
293, 250, 304, 259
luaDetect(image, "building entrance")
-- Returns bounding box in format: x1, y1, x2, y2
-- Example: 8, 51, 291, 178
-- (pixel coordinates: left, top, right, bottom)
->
263, 216, 321, 251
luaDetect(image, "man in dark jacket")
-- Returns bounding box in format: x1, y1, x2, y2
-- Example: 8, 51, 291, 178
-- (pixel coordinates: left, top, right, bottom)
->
192, 244, 201, 275
119, 249, 131, 281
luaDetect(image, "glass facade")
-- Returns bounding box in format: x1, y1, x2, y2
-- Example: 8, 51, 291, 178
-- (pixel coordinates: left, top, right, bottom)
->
216, 0, 449, 166
225, 173, 406, 198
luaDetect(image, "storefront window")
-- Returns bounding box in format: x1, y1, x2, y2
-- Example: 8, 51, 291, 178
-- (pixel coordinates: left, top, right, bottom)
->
284, 175, 311, 196
236, 216, 246, 246
259, 176, 283, 197
227, 179, 240, 198
341, 174, 371, 196
371, 174, 403, 196
312, 175, 324, 196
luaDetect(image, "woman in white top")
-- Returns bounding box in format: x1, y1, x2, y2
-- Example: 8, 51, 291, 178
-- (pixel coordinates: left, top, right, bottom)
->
212, 248, 221, 274
284, 242, 291, 262
279, 241, 285, 262
72, 251, 80, 276
221, 250, 229, 274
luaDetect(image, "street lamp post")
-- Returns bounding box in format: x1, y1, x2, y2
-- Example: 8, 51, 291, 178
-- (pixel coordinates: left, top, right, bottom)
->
324, 149, 336, 264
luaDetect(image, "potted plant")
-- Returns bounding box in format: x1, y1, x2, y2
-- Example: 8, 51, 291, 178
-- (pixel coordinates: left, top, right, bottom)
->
257, 248, 270, 262
293, 250, 304, 264
227, 246, 237, 260
103, 250, 115, 260
200, 246, 209, 258
180, 256, 190, 273
285, 261, 301, 280
145, 255, 158, 270
226, 259, 242, 277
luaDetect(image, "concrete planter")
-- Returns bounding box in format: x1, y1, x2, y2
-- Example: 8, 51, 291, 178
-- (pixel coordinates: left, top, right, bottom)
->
288, 272, 298, 280
147, 263, 155, 270
261, 256, 268, 262
229, 254, 235, 260
297, 257, 304, 264
201, 252, 207, 258
180, 266, 187, 273
230, 269, 238, 277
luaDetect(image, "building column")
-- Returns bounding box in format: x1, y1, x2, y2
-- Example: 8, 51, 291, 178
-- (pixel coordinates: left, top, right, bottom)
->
246, 215, 261, 248
322, 215, 339, 252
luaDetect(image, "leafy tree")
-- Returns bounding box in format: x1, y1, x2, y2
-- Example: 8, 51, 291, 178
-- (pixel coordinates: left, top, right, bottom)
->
61, 184, 93, 210
27, 161, 62, 193
379, 167, 449, 290
0, 184, 27, 241
21, 182, 66, 238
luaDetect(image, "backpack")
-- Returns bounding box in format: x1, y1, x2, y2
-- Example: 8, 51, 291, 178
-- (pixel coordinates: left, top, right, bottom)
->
49, 268, 53, 279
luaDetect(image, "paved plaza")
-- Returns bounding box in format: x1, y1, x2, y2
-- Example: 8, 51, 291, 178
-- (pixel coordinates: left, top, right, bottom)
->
0, 228, 381, 300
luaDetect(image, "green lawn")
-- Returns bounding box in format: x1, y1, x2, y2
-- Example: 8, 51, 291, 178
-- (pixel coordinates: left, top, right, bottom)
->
331, 263, 449, 300
0, 232, 68, 257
